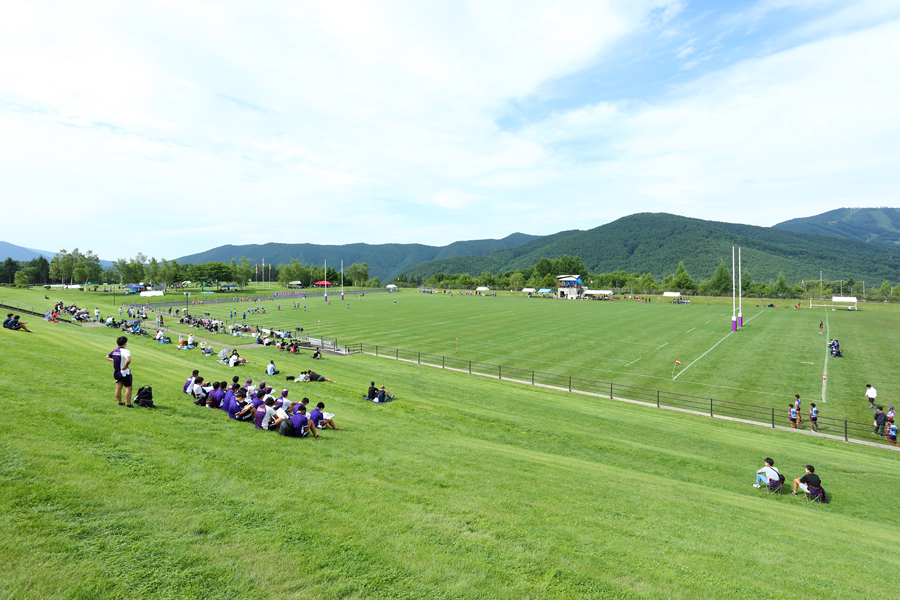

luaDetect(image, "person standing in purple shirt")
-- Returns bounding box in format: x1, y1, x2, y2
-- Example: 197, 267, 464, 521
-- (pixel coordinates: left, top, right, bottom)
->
106, 336, 133, 408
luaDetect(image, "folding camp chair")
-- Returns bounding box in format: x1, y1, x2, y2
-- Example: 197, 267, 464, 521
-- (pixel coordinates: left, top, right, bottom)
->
805, 485, 825, 503
766, 478, 782, 496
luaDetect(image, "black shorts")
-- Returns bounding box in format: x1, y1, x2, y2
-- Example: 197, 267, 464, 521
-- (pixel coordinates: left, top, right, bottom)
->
115, 373, 133, 388
790, 418, 797, 423
810, 417, 817, 422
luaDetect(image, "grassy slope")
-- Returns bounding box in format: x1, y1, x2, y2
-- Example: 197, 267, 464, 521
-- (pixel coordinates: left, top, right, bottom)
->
1, 288, 899, 599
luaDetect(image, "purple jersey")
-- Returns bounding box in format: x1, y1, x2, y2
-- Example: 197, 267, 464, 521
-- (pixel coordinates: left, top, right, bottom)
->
107, 347, 128, 377
255, 406, 275, 430
222, 390, 235, 411
289, 413, 309, 436
309, 408, 324, 428
226, 398, 242, 420
183, 377, 194, 394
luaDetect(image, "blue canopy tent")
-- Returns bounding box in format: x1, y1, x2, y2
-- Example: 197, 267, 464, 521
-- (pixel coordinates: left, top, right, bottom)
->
538, 288, 554, 294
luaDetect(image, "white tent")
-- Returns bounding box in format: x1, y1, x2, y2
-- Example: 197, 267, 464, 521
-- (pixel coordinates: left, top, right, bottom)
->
583, 290, 613, 296
475, 286, 490, 292
522, 287, 537, 293
386, 284, 398, 288
663, 291, 681, 297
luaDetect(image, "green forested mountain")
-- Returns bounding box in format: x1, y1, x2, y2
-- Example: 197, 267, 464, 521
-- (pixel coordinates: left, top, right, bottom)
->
774, 207, 900, 247
400, 213, 900, 284
175, 233, 537, 281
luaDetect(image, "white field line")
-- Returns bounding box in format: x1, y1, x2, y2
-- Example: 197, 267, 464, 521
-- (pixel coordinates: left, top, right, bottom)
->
704, 320, 711, 324
625, 357, 641, 366
656, 342, 669, 349
686, 327, 696, 333
673, 332, 733, 380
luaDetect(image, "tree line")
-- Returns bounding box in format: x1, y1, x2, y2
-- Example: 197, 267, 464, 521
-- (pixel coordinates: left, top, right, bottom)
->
396, 255, 898, 301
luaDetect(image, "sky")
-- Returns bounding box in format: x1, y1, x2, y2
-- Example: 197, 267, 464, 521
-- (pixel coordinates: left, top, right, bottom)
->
2, 0, 899, 262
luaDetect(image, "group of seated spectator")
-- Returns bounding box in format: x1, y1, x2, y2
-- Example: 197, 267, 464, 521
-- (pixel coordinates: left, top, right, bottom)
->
3, 313, 30, 332
182, 371, 340, 437
178, 315, 223, 333
365, 382, 395, 403
286, 370, 336, 383
214, 349, 247, 367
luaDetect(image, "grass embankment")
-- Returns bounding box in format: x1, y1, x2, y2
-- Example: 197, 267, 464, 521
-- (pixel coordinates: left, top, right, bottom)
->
1, 298, 898, 599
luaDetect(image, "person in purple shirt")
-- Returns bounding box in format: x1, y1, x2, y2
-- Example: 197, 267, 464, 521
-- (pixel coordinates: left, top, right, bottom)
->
280, 405, 320, 438
275, 389, 294, 412
184, 370, 199, 395
230, 389, 254, 421
222, 383, 237, 412
106, 336, 133, 408
292, 397, 310, 415
254, 397, 281, 431
309, 402, 340, 431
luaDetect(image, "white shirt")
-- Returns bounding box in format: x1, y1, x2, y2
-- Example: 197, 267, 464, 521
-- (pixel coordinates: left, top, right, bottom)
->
266, 364, 276, 375
866, 387, 878, 399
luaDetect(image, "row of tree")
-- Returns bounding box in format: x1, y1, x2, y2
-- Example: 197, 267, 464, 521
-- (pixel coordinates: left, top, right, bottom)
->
4, 250, 895, 301
396, 255, 897, 300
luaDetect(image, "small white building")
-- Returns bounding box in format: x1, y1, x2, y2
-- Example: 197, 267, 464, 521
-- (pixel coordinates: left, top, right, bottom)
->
556, 275, 583, 299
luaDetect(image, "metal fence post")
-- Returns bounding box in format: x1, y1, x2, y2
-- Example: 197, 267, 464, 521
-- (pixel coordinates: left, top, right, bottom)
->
498, 366, 502, 380
844, 420, 848, 442
710, 399, 714, 417
376, 346, 379, 356
569, 376, 572, 392
771, 408, 775, 428
469, 361, 472, 374
610, 383, 613, 399
442, 357, 445, 369
657, 390, 660, 408
396, 349, 399, 360
418, 352, 420, 365
532, 371, 535, 385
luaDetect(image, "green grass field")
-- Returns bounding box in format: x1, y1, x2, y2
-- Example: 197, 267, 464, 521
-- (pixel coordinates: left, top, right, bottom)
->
2, 286, 898, 599
40, 285, 893, 422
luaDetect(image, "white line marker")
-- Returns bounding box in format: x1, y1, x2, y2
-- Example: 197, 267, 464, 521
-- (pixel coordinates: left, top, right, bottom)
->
625, 357, 642, 366
704, 320, 711, 324
656, 342, 668, 350
686, 327, 696, 333
673, 332, 733, 380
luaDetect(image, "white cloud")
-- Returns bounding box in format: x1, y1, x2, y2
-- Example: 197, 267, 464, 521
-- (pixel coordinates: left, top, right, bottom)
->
0, 1, 897, 260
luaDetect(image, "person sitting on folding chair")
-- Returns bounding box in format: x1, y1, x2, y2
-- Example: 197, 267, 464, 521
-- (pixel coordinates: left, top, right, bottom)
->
792, 465, 826, 502
753, 457, 781, 493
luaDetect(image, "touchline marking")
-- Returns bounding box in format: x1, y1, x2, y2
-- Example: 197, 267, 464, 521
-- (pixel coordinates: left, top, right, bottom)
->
673, 332, 733, 380
686, 327, 696, 333
704, 320, 711, 324
625, 357, 642, 366
656, 342, 669, 350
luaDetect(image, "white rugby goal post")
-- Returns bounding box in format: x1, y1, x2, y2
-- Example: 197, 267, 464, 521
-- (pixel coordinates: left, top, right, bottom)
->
809, 296, 858, 310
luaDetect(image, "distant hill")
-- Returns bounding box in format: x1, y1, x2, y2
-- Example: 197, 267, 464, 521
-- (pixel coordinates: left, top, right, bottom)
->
0, 242, 55, 262
774, 208, 900, 247
399, 213, 900, 284
0, 242, 114, 268
174, 233, 539, 281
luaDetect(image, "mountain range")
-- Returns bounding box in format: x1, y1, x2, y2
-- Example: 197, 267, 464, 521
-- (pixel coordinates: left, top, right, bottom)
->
398, 212, 900, 284
3, 208, 899, 284
773, 207, 900, 247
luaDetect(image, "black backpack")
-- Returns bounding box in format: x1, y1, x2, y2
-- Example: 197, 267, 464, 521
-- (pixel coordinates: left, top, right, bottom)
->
135, 386, 154, 407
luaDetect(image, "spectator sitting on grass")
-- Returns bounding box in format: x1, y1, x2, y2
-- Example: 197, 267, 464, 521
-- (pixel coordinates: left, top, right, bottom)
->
6, 315, 31, 332
375, 386, 394, 403
266, 360, 279, 376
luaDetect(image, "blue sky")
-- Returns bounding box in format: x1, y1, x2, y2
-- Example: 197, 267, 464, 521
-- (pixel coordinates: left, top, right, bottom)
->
1, 0, 899, 261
